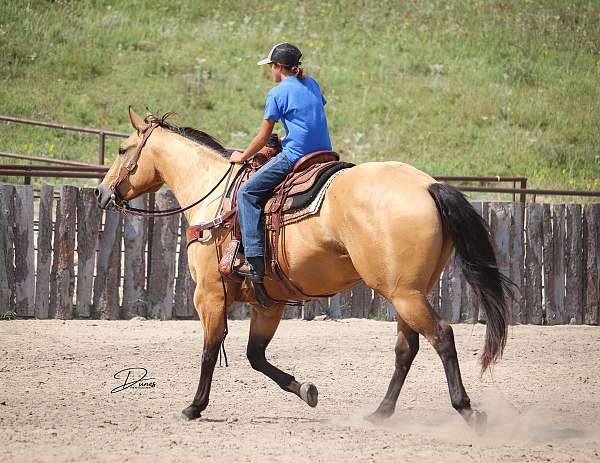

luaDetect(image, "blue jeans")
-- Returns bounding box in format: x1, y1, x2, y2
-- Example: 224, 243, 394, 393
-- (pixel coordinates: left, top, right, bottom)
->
237, 153, 294, 257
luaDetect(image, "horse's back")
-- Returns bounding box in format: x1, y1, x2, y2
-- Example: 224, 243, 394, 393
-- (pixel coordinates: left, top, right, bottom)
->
332, 161, 436, 207
325, 161, 441, 236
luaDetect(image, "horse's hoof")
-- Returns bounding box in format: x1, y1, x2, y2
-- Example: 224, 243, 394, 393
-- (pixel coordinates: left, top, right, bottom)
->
365, 410, 391, 424
182, 405, 201, 420
299, 382, 318, 407
462, 408, 487, 435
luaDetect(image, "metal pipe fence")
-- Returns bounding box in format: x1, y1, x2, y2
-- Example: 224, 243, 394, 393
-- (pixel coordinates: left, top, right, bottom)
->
2, 114, 600, 203
0, 115, 128, 165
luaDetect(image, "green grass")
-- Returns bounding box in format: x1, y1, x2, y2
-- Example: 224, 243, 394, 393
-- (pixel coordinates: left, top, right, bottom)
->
1, 0, 599, 196
0, 309, 16, 320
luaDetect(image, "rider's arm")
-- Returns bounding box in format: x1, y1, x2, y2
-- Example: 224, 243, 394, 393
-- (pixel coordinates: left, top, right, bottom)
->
230, 119, 276, 163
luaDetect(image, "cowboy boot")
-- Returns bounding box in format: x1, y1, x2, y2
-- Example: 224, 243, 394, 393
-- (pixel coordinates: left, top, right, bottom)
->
235, 257, 276, 308
235, 257, 264, 283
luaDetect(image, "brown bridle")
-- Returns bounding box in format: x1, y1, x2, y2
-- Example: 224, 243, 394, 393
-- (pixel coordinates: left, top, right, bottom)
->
106, 119, 235, 218
109, 120, 160, 194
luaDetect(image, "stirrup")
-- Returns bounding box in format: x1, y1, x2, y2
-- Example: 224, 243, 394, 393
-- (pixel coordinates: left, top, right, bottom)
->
250, 280, 277, 308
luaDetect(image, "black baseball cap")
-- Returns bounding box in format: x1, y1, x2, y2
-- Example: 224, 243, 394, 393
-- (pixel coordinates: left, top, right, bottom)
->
257, 43, 302, 66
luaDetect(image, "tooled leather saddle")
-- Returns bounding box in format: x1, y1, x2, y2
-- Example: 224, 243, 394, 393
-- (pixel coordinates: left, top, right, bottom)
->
186, 134, 354, 305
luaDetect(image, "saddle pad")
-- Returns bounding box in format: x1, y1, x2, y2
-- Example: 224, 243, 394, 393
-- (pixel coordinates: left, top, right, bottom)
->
264, 161, 354, 213
265, 167, 350, 229
287, 161, 354, 211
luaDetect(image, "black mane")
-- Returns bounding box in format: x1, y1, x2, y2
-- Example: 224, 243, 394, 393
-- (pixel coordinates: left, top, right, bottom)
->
146, 112, 233, 158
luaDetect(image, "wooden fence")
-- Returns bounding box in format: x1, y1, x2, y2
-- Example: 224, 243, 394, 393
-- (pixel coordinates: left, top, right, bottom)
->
0, 183, 599, 324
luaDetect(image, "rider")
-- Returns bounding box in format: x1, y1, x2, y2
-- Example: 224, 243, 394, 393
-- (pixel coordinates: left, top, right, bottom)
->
229, 42, 332, 284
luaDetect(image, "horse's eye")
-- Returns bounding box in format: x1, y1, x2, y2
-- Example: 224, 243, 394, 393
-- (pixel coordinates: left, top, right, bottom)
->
118, 147, 126, 156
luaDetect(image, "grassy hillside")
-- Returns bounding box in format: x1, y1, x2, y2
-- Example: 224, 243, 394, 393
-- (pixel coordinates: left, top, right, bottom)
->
1, 0, 599, 192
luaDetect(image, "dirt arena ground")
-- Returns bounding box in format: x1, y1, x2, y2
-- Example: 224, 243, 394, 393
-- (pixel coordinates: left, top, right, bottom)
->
1, 319, 599, 462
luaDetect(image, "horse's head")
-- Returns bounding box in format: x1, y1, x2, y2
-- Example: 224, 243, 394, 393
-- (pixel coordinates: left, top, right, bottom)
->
95, 107, 164, 209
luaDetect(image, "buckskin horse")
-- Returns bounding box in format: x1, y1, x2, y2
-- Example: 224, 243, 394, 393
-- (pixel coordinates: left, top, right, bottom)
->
95, 108, 511, 429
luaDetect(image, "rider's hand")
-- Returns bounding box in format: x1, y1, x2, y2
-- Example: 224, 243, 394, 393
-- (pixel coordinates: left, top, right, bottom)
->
229, 151, 246, 164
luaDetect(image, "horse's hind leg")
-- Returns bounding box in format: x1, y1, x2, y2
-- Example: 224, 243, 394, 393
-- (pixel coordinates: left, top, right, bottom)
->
247, 304, 318, 407
392, 292, 485, 430
368, 318, 419, 421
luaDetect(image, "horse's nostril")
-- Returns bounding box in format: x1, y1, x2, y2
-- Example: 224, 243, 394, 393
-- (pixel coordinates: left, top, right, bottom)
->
94, 188, 100, 197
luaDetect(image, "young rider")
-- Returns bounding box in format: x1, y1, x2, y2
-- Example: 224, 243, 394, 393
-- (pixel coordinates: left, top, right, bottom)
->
229, 42, 332, 286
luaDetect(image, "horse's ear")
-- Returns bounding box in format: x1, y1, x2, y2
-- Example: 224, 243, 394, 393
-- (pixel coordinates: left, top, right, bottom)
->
128, 106, 148, 133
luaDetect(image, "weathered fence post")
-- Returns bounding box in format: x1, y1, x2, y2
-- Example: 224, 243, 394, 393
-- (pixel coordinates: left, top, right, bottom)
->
94, 210, 122, 319
0, 184, 16, 315
174, 215, 197, 318
478, 201, 490, 323
123, 195, 148, 318
427, 278, 441, 316
565, 204, 583, 324
34, 185, 54, 319
340, 288, 352, 319
303, 300, 316, 320
441, 251, 461, 323
328, 293, 342, 319
55, 186, 78, 319
371, 292, 388, 320
544, 204, 567, 324
282, 304, 301, 319
76, 188, 102, 318
524, 202, 544, 324
14, 185, 35, 317
318, 297, 329, 317
49, 196, 61, 318
583, 204, 600, 325
229, 302, 250, 320
350, 282, 371, 318
147, 191, 178, 320
385, 299, 396, 321
457, 201, 483, 323
489, 202, 512, 324
510, 202, 525, 323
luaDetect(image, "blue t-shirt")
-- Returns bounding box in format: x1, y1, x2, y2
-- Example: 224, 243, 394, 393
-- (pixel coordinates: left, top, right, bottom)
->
263, 76, 332, 163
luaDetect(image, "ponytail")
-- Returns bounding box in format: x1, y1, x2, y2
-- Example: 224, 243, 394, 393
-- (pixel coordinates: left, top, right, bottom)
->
284, 64, 306, 79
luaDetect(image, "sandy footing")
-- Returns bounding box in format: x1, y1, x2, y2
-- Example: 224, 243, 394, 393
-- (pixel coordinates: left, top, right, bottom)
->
1, 319, 599, 462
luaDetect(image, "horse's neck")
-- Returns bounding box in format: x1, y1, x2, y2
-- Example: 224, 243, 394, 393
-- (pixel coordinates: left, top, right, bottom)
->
152, 134, 230, 224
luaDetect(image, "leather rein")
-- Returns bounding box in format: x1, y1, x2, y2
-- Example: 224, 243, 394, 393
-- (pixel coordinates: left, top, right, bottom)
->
107, 120, 235, 218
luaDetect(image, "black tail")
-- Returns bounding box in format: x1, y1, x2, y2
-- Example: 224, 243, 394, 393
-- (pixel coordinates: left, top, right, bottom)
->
428, 183, 513, 373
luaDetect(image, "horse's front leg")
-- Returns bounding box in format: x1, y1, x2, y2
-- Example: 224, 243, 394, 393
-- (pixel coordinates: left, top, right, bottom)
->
247, 304, 318, 407
182, 289, 227, 420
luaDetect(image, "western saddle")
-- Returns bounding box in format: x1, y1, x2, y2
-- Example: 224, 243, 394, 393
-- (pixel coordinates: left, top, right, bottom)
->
186, 135, 354, 306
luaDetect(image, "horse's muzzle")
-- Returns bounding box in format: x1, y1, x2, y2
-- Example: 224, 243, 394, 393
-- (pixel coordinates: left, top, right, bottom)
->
95, 184, 114, 209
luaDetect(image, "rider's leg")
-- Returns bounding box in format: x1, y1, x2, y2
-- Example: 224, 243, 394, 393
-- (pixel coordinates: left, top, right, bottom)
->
237, 153, 294, 270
